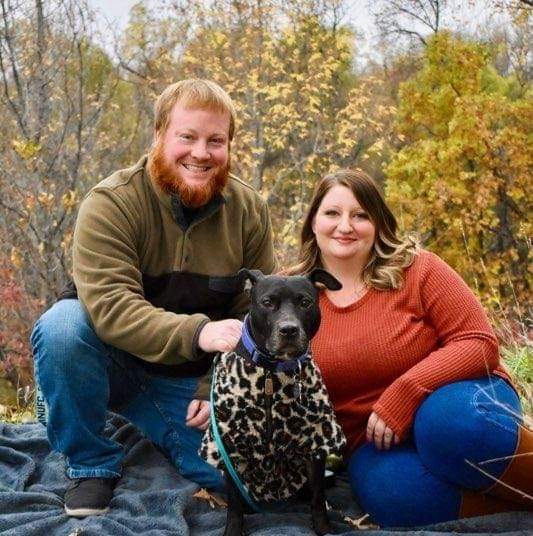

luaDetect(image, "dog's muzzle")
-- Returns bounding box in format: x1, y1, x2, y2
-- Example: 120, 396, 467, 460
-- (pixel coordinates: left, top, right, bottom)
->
267, 322, 308, 359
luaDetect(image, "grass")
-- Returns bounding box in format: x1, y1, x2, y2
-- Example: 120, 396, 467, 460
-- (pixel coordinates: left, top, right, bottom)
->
0, 381, 34, 423
501, 343, 533, 420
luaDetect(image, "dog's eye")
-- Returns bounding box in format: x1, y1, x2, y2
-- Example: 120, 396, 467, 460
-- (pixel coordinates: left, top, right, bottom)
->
300, 298, 312, 308
261, 298, 274, 308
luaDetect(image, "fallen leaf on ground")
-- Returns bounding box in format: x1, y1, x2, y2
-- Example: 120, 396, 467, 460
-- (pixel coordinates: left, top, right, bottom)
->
343, 512, 379, 530
193, 488, 228, 508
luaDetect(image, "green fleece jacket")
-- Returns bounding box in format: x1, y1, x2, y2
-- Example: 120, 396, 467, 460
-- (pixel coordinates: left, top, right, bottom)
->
72, 155, 277, 398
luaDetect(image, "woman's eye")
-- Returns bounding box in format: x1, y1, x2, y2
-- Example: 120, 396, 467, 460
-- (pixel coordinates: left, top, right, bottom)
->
325, 210, 339, 216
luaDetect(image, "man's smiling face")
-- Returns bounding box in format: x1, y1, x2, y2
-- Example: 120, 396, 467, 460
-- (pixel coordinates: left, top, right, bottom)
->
150, 102, 231, 207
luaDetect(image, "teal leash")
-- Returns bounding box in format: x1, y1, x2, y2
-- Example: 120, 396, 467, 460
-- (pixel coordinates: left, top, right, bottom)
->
209, 356, 261, 513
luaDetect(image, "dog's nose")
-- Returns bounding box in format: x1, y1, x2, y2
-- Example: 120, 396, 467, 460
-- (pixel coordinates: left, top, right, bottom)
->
278, 323, 298, 337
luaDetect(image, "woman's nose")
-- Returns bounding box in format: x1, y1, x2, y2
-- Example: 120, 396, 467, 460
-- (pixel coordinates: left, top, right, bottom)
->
337, 214, 352, 232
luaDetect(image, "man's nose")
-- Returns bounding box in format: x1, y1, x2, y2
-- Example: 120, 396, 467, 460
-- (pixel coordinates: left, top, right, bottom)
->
190, 141, 209, 160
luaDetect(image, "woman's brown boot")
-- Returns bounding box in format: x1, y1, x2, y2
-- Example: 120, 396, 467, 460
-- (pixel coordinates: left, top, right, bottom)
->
484, 423, 533, 509
460, 422, 532, 518
459, 491, 518, 518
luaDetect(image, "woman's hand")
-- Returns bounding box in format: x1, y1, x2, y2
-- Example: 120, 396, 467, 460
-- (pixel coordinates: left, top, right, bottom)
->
366, 411, 400, 450
186, 399, 210, 430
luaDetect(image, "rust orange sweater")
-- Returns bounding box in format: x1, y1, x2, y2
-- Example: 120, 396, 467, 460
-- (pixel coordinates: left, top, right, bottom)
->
311, 250, 510, 453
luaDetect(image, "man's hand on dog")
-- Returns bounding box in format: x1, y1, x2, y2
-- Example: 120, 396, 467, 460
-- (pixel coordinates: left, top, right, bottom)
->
198, 319, 243, 353
189, 320, 243, 431
186, 399, 210, 430
366, 411, 400, 450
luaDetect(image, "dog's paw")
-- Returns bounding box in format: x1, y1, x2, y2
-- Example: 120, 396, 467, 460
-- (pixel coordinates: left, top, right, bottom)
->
222, 523, 245, 536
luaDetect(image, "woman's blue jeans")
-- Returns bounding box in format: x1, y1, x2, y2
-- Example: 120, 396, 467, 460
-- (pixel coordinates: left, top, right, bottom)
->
30, 299, 224, 490
348, 377, 521, 527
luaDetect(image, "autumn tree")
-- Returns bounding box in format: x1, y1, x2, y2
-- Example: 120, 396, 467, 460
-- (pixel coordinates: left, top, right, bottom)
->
385, 31, 531, 313
0, 0, 134, 388
0, 1, 122, 301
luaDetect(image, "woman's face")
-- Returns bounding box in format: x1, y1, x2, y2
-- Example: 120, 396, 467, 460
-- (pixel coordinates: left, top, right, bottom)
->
312, 184, 376, 266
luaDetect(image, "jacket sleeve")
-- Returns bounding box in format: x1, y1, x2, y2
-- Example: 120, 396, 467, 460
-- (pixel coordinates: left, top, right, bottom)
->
73, 189, 210, 364
194, 196, 279, 400
372, 251, 501, 439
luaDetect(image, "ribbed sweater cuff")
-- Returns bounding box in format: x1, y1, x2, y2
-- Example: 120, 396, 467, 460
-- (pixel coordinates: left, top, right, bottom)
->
192, 317, 213, 361
372, 377, 431, 439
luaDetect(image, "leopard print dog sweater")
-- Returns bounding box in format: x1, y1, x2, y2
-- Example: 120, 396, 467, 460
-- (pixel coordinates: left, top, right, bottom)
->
200, 349, 346, 503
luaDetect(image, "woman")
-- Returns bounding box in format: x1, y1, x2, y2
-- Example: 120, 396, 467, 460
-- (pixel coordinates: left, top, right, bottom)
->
290, 169, 532, 527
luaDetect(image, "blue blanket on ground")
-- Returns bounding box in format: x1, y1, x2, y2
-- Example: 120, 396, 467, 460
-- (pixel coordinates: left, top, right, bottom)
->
1, 414, 531, 536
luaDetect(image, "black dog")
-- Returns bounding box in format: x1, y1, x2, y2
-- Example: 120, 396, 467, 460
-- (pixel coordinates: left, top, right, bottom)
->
200, 269, 346, 536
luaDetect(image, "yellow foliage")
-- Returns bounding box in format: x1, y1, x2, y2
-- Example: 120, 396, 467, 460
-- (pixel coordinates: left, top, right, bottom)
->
386, 32, 531, 312
11, 139, 41, 160
10, 247, 23, 269
25, 195, 36, 212
61, 190, 78, 213
61, 230, 73, 252
38, 192, 55, 209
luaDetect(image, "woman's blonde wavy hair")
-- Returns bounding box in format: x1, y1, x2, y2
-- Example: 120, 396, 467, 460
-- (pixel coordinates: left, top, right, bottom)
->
288, 169, 419, 290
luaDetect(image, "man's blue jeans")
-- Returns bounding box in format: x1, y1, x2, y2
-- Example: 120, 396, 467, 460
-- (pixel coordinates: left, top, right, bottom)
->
348, 377, 522, 527
30, 299, 224, 490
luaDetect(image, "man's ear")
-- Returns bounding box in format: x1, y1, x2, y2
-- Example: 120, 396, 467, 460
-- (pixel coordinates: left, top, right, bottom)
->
307, 268, 342, 291
237, 268, 265, 292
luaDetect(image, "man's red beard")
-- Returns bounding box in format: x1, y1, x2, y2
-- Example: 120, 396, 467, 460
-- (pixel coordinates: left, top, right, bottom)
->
148, 141, 230, 208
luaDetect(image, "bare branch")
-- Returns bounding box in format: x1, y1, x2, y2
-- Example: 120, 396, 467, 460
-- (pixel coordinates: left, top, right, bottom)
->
34, 0, 49, 142
0, 197, 43, 244
0, 0, 29, 136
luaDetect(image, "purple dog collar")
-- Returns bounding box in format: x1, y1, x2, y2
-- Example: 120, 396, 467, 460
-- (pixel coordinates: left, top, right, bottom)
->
240, 314, 310, 373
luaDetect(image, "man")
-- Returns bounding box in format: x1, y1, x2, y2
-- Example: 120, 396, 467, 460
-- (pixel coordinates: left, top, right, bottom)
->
30, 79, 277, 517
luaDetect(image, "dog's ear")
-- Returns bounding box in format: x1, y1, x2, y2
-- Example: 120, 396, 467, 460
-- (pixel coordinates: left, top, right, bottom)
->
307, 268, 342, 291
237, 268, 265, 292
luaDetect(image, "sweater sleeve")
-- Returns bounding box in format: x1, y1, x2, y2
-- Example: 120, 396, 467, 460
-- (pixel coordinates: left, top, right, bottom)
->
372, 251, 500, 439
73, 189, 209, 364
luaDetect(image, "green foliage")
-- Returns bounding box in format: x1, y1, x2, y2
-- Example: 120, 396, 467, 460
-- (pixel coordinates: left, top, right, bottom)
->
386, 32, 531, 314
503, 345, 533, 385
502, 345, 532, 415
